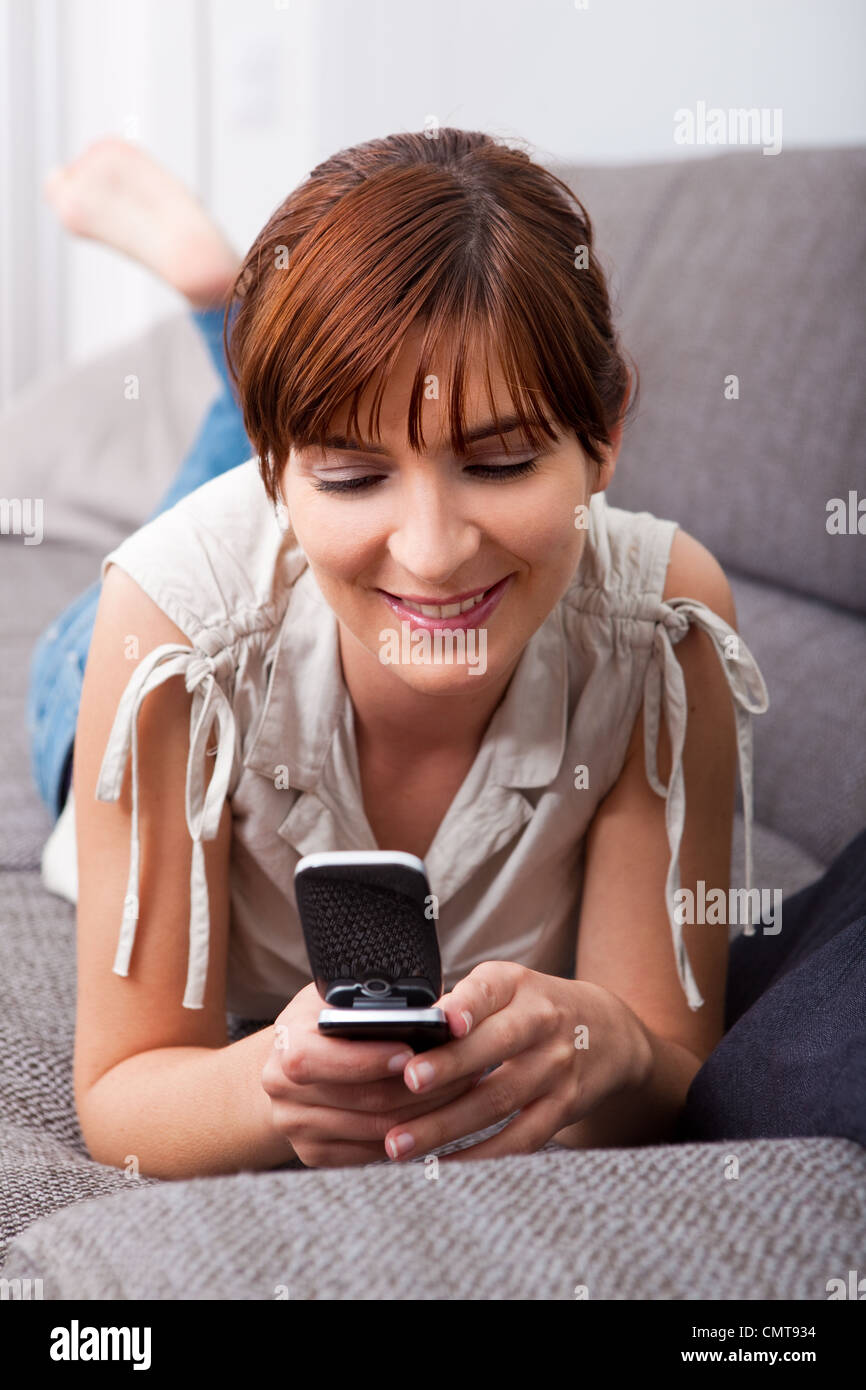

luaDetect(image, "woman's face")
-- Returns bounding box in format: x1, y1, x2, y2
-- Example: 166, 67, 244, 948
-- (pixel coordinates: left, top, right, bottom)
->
281, 324, 616, 699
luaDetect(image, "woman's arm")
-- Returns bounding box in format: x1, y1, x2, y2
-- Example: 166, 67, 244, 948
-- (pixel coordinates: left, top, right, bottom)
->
551, 527, 739, 1147
76, 565, 487, 1174
73, 563, 293, 1177
370, 528, 745, 1166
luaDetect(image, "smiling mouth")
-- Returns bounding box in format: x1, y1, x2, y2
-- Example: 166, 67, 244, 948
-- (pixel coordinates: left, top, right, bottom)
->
380, 584, 496, 619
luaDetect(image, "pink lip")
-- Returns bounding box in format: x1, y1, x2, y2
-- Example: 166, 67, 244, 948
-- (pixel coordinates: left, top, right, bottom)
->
390, 581, 491, 605
378, 574, 513, 630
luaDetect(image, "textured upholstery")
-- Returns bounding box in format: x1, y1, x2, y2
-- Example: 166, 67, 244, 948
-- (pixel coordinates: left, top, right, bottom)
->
4, 1130, 864, 1301
562, 148, 866, 615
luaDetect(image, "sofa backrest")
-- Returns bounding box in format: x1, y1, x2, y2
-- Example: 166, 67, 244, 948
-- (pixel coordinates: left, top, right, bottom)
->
558, 148, 866, 616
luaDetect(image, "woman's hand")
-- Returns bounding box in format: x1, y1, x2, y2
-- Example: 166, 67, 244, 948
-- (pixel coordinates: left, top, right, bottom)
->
383, 962, 653, 1163
261, 982, 485, 1168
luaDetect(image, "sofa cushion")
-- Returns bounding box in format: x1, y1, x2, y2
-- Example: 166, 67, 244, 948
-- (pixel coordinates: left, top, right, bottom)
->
0, 1123, 144, 1267
564, 148, 866, 614
0, 543, 102, 867
2, 1134, 863, 1300
728, 570, 866, 865
0, 311, 219, 555
679, 825, 866, 1149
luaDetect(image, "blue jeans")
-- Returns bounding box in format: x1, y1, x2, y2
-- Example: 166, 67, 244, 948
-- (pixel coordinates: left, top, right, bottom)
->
27, 305, 254, 823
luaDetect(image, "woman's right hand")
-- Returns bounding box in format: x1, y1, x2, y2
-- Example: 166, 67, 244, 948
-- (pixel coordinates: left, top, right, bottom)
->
261, 983, 484, 1167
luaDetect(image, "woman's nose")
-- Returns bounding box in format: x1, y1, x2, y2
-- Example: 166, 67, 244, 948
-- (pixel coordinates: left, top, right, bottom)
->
386, 485, 480, 586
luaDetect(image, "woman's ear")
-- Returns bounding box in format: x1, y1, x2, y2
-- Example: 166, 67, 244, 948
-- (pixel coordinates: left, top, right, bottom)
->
274, 457, 293, 531
591, 435, 619, 496
593, 390, 628, 494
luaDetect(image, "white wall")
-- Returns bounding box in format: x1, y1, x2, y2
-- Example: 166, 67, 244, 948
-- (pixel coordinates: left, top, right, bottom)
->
1, 0, 864, 405
0, 0, 64, 400
60, 0, 206, 367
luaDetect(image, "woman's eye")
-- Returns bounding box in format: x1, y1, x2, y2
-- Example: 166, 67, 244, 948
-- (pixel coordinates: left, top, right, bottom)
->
465, 457, 540, 481
310, 456, 540, 494
311, 474, 384, 494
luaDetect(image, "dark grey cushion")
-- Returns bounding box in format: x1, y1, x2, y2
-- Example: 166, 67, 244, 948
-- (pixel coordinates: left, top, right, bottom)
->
560, 148, 866, 615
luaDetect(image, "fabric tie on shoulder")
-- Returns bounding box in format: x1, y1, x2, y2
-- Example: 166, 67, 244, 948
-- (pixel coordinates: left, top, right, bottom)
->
642, 598, 770, 1012
94, 641, 237, 1009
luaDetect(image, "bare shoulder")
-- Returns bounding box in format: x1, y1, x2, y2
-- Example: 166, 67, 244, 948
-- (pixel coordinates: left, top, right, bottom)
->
98, 560, 193, 647
76, 562, 196, 814
662, 527, 738, 630
576, 531, 740, 1055
620, 528, 739, 777
74, 560, 232, 1128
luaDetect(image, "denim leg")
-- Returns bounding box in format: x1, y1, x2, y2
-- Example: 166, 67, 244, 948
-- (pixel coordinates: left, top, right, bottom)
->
27, 303, 254, 823
675, 825, 866, 1145
27, 579, 102, 818
144, 302, 253, 519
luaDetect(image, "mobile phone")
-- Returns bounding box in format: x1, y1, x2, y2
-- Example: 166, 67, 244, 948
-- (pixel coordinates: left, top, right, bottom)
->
293, 850, 451, 1051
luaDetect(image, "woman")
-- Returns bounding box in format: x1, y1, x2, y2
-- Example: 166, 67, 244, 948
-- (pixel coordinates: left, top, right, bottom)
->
30, 129, 773, 1177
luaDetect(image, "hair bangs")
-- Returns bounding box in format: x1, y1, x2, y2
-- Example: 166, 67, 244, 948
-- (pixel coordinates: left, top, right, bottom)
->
224, 128, 638, 505
292, 301, 566, 468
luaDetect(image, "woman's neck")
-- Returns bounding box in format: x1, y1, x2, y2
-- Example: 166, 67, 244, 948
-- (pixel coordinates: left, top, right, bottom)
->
337, 619, 521, 763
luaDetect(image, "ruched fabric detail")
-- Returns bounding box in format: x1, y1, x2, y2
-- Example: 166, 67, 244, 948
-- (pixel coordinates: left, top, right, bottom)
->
643, 598, 770, 1010
94, 642, 236, 1009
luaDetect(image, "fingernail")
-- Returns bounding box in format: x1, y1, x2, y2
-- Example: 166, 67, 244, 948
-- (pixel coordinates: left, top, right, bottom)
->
387, 1132, 415, 1159
387, 1051, 413, 1073
460, 1010, 473, 1036
406, 1060, 435, 1091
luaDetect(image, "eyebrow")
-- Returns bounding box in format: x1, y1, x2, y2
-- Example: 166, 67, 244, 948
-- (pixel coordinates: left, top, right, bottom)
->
318, 413, 533, 456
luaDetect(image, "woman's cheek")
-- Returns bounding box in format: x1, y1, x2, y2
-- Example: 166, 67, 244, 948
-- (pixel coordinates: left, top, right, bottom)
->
291, 501, 379, 579
509, 500, 585, 576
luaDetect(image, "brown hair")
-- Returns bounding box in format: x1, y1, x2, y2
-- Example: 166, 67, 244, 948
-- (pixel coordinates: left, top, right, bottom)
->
224, 128, 638, 508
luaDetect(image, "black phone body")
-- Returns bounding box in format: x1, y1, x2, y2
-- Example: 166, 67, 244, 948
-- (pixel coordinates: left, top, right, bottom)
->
293, 850, 451, 1052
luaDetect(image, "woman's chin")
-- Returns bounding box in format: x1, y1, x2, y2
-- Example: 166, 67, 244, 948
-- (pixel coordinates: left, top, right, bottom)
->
371, 626, 502, 691
378, 651, 495, 692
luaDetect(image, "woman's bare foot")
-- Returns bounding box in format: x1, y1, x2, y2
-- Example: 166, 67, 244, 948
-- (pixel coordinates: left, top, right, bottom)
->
43, 137, 242, 309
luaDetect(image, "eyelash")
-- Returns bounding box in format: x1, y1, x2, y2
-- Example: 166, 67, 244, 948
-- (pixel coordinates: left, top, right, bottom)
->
311, 457, 541, 494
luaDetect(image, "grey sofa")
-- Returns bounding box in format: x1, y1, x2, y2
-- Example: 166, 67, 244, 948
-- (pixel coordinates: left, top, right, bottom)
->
1, 145, 864, 1300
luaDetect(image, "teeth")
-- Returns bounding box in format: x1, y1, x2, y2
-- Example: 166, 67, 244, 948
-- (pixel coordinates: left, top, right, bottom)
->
401, 588, 490, 618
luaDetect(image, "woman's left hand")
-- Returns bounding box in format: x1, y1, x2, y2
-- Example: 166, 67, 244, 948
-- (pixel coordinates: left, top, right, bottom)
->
384, 961, 652, 1163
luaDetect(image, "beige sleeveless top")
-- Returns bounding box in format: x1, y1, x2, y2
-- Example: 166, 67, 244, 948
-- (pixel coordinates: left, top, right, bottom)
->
93, 459, 769, 1019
